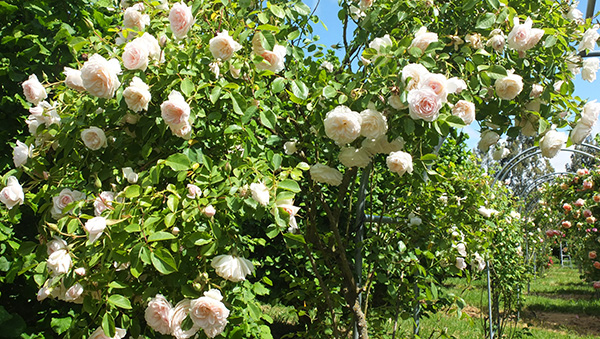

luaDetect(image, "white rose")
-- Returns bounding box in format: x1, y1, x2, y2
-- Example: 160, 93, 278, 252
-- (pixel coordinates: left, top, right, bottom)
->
249, 182, 269, 206
446, 77, 467, 94
320, 61, 334, 73
368, 34, 392, 54
283, 141, 297, 155
169, 1, 194, 39
472, 253, 486, 272
81, 127, 107, 150
13, 141, 33, 168
123, 77, 151, 112
567, 52, 582, 75
123, 6, 149, 31
407, 88, 442, 122
161, 90, 190, 126
418, 73, 448, 102
256, 45, 287, 73
22, 74, 47, 105
495, 71, 523, 100
539, 130, 567, 158
170, 300, 200, 339
64, 67, 85, 91
203, 204, 216, 218
51, 188, 85, 219
186, 184, 202, 199
410, 26, 438, 53
359, 0, 373, 10
74, 267, 86, 276
47, 249, 72, 275
359, 108, 387, 139
122, 167, 139, 184
145, 294, 173, 335
487, 32, 505, 52
478, 206, 499, 218
362, 136, 404, 155
211, 255, 255, 282
582, 58, 599, 82
388, 94, 406, 110
579, 24, 599, 52
478, 130, 500, 152
581, 100, 600, 127
89, 326, 127, 339
529, 84, 544, 98
451, 100, 475, 125
140, 33, 162, 61
94, 191, 115, 216
81, 54, 122, 99
0, 176, 24, 210
456, 243, 467, 256
323, 105, 362, 145
567, 3, 584, 21
84, 216, 107, 244
62, 283, 84, 302
338, 147, 372, 168
47, 237, 68, 255
507, 17, 544, 52
455, 257, 467, 270
122, 39, 150, 71
386, 151, 413, 176
465, 33, 483, 49
209, 30, 242, 61
491, 147, 510, 160
571, 122, 593, 144
310, 164, 343, 186
402, 63, 429, 91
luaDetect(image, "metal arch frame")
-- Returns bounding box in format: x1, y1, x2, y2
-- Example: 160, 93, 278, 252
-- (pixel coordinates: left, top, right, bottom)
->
515, 172, 574, 198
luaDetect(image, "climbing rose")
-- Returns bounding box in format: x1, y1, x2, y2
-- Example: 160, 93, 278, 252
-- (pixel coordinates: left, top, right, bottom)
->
386, 151, 413, 176
451, 100, 475, 125
507, 17, 544, 51
211, 255, 255, 282
123, 77, 151, 112
410, 26, 438, 53
249, 182, 269, 206
145, 294, 173, 335
22, 74, 47, 105
539, 130, 567, 158
81, 127, 108, 150
80, 54, 121, 99
169, 1, 194, 39
407, 88, 442, 122
579, 24, 599, 52
495, 71, 523, 100
323, 105, 362, 145
0, 176, 24, 210
209, 30, 242, 61
189, 289, 230, 338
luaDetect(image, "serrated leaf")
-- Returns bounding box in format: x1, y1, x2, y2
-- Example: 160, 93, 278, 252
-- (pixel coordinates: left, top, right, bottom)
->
108, 294, 132, 309
260, 110, 277, 130
148, 231, 176, 242
278, 179, 301, 193
269, 4, 285, 18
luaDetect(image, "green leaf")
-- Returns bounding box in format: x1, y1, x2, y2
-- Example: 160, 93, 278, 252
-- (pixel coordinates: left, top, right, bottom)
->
283, 233, 306, 244
543, 35, 557, 48
260, 110, 277, 130
475, 13, 496, 29
485, 65, 507, 80
338, 94, 348, 104
165, 153, 191, 171
124, 185, 141, 198
271, 154, 282, 170
51, 316, 72, 335
485, 0, 500, 10
148, 231, 176, 242
102, 313, 115, 338
269, 4, 285, 18
165, 213, 176, 227
322, 85, 337, 98
420, 154, 438, 161
291, 80, 309, 101
108, 294, 132, 309
271, 78, 286, 93
0, 1, 18, 14
167, 194, 179, 212
210, 86, 222, 104
181, 78, 194, 97
278, 179, 301, 193
151, 248, 178, 275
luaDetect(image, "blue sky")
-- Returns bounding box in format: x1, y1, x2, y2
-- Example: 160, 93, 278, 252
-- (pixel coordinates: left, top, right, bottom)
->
304, 0, 600, 170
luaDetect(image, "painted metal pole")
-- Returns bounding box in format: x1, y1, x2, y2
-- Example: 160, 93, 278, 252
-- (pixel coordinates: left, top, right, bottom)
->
413, 282, 420, 337
487, 262, 494, 339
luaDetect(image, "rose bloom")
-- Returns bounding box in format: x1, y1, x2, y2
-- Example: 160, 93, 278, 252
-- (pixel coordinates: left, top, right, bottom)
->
13, 141, 33, 168
81, 127, 107, 150
368, 34, 392, 54
94, 191, 115, 216
580, 100, 600, 127
410, 26, 438, 53
487, 29, 505, 52
579, 24, 599, 52
594, 194, 600, 203
594, 261, 600, 269
570, 122, 593, 144
169, 1, 194, 39
575, 198, 585, 207
478, 130, 500, 152
161, 90, 190, 126
203, 204, 216, 218
530, 84, 543, 98
64, 67, 85, 91
47, 236, 68, 255
472, 253, 486, 272
190, 289, 230, 338
507, 17, 544, 52
122, 167, 138, 184
402, 63, 429, 91
562, 221, 572, 229
22, 74, 47, 105
186, 184, 202, 199
407, 88, 442, 122
256, 45, 287, 73
123, 5, 149, 31
491, 147, 510, 160
446, 77, 467, 94
74, 267, 86, 276
145, 294, 173, 335
211, 255, 255, 282
418, 73, 448, 102
451, 100, 475, 125
495, 71, 523, 100
388, 94, 406, 110
386, 151, 413, 176
140, 33, 162, 61
339, 147, 372, 168
62, 282, 84, 302
123, 76, 151, 112
465, 33, 483, 49
323, 105, 362, 145
590, 251, 597, 259
0, 176, 24, 210
51, 188, 85, 219
583, 180, 594, 190
89, 326, 127, 339
359, 108, 387, 139
310, 163, 343, 186
122, 39, 150, 71
594, 281, 600, 289
455, 257, 467, 270
80, 54, 122, 99
456, 243, 467, 256
47, 249, 72, 275
320, 61, 334, 73
560, 183, 569, 190
539, 130, 567, 158
582, 58, 599, 82
84, 217, 107, 244
209, 30, 242, 61
170, 121, 193, 139
362, 135, 404, 155
478, 206, 499, 218
283, 141, 297, 155
563, 202, 572, 211
170, 299, 200, 339
584, 209, 593, 218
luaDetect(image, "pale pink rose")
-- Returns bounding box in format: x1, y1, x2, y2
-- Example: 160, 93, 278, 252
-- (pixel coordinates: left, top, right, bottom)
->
407, 88, 442, 122
256, 45, 287, 73
368, 34, 392, 55
579, 24, 599, 52
80, 54, 122, 99
323, 105, 362, 145
203, 204, 216, 218
123, 77, 151, 112
539, 130, 567, 158
0, 176, 24, 210
81, 127, 107, 150
74, 267, 86, 276
465, 33, 483, 49
446, 77, 467, 94
140, 33, 162, 61
418, 73, 448, 102
582, 58, 599, 82
359, 108, 387, 139
452, 100, 475, 125
478, 130, 500, 152
575, 198, 585, 207
402, 63, 429, 91
585, 180, 595, 190
190, 289, 230, 338
51, 188, 85, 219
386, 151, 413, 176
507, 17, 544, 52
13, 141, 33, 168
47, 237, 68, 255
487, 29, 505, 52
594, 281, 600, 289
84, 216, 107, 244
595, 261, 600, 269
495, 71, 523, 100
161, 90, 190, 126
123, 6, 149, 31
22, 74, 47, 105
362, 136, 404, 155
62, 283, 84, 302
26, 101, 60, 136
122, 39, 150, 71
145, 294, 173, 335
410, 26, 438, 53
170, 121, 193, 139
209, 30, 242, 61
47, 249, 72, 275
186, 184, 202, 199
170, 300, 200, 339
590, 251, 597, 259
89, 326, 127, 339
571, 122, 593, 144
169, 2, 194, 39
339, 147, 372, 168
211, 255, 254, 282
94, 191, 115, 216
64, 67, 85, 91
310, 164, 343, 186
388, 94, 406, 110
